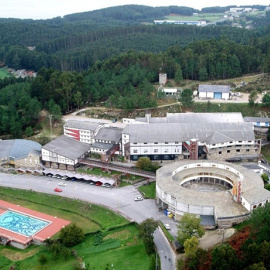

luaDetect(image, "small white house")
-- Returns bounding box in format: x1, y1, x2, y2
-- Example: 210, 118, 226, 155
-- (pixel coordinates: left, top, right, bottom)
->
244, 117, 270, 128
198, 85, 231, 100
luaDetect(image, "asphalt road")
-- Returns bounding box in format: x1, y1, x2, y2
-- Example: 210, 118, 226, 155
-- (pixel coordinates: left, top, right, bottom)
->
0, 173, 176, 270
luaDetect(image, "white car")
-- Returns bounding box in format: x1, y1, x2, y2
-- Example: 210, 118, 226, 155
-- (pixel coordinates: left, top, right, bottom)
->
58, 182, 67, 187
134, 196, 144, 201
164, 224, 171, 230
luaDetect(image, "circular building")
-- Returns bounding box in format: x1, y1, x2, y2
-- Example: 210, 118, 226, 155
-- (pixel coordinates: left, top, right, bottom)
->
156, 160, 270, 228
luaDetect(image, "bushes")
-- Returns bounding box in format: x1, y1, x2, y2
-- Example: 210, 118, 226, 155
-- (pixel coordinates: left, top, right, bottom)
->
59, 223, 85, 247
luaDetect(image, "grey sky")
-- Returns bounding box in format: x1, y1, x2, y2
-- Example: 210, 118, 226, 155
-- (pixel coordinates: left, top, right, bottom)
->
1, 0, 269, 20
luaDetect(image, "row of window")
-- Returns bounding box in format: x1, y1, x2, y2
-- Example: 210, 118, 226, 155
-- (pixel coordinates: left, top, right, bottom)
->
211, 141, 252, 147
218, 149, 253, 154
133, 148, 181, 154
132, 142, 180, 145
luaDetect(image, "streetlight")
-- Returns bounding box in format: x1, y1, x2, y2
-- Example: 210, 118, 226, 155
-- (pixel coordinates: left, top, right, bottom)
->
156, 250, 163, 270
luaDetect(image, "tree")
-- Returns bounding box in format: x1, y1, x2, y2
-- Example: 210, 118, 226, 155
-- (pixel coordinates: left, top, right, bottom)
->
211, 244, 239, 270
262, 93, 270, 107
175, 68, 183, 84
25, 127, 33, 137
261, 173, 269, 184
138, 218, 158, 254
268, 126, 270, 142
59, 223, 84, 247
249, 203, 270, 244
249, 90, 258, 107
179, 89, 193, 108
184, 236, 199, 258
245, 262, 266, 270
177, 213, 205, 245
136, 157, 158, 172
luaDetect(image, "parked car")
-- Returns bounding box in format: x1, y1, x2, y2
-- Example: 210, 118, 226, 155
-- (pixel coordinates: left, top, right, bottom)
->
102, 183, 111, 187
89, 181, 95, 185
55, 174, 62, 179
61, 176, 68, 180
164, 224, 171, 230
54, 188, 62, 192
95, 182, 102, 186
134, 196, 144, 201
58, 182, 67, 187
46, 173, 53, 177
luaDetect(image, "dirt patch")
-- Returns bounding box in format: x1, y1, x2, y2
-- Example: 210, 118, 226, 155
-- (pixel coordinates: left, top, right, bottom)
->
104, 229, 130, 241
199, 228, 236, 250
1, 247, 39, 261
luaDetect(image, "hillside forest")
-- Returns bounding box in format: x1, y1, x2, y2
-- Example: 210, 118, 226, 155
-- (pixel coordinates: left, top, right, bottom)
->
0, 5, 270, 138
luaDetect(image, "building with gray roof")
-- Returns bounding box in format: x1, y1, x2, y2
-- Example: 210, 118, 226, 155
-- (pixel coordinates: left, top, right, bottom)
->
244, 117, 270, 128
91, 127, 122, 161
64, 120, 104, 144
156, 160, 270, 227
0, 139, 41, 169
198, 85, 231, 100
42, 135, 90, 170
124, 112, 243, 125
122, 121, 260, 162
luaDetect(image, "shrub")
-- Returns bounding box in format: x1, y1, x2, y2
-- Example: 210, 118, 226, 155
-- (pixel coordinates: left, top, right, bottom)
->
38, 254, 48, 265
60, 223, 84, 247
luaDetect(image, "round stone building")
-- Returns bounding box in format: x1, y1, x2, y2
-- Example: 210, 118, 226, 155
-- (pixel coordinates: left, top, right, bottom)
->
156, 160, 270, 228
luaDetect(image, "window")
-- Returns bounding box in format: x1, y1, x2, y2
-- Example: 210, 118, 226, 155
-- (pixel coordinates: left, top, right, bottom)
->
154, 149, 158, 153
133, 150, 138, 154
164, 149, 168, 153
144, 149, 148, 153
219, 151, 222, 154
175, 142, 179, 144
246, 149, 250, 152
133, 143, 137, 145
165, 142, 168, 144
144, 142, 148, 145
236, 149, 240, 152
227, 150, 230, 153
154, 142, 158, 144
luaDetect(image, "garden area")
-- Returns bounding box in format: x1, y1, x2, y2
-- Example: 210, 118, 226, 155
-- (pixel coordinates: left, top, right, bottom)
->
0, 68, 11, 79
0, 187, 152, 270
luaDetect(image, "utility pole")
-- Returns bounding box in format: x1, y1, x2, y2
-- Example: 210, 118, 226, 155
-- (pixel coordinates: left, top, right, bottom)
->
49, 114, 53, 138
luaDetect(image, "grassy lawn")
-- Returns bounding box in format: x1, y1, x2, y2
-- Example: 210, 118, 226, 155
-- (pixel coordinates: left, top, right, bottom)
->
0, 188, 151, 270
78, 167, 142, 181
0, 224, 150, 270
138, 182, 156, 199
0, 68, 11, 79
192, 102, 269, 117
262, 144, 270, 162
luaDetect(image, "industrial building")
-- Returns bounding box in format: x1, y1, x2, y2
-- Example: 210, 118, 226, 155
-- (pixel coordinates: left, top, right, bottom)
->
122, 113, 260, 162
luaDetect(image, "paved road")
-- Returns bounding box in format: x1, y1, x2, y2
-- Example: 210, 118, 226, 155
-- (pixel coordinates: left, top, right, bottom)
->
0, 173, 176, 270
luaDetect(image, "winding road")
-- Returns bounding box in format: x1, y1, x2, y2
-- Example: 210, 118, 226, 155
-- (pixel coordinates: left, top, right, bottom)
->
0, 172, 176, 270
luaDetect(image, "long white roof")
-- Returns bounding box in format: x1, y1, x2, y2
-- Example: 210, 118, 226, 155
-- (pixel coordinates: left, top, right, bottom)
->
122, 122, 254, 144
135, 113, 244, 124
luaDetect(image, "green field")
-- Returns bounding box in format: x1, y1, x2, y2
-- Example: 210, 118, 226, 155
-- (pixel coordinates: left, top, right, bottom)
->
139, 182, 156, 199
0, 187, 151, 269
166, 13, 224, 23
0, 68, 11, 79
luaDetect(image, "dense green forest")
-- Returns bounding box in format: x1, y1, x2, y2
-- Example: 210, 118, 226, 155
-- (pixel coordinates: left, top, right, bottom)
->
1, 5, 270, 138
0, 5, 269, 72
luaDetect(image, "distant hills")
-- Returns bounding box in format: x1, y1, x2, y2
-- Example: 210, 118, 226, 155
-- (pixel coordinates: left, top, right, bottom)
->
0, 4, 269, 72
